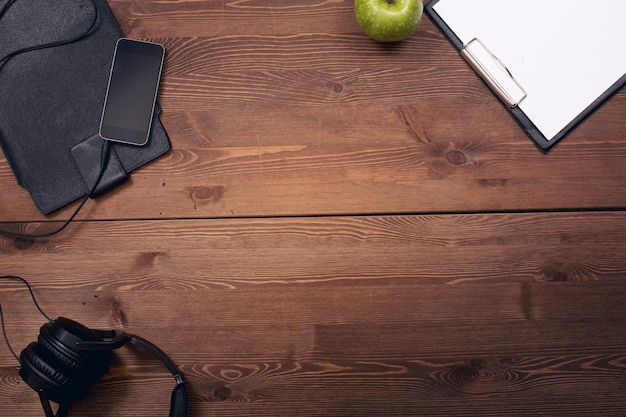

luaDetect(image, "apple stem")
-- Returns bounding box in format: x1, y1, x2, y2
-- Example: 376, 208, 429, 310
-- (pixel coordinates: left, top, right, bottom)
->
387, 0, 396, 4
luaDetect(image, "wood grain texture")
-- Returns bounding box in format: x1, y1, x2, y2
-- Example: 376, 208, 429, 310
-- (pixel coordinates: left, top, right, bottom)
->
1, 0, 626, 221
1, 1, 626, 416
2, 213, 626, 416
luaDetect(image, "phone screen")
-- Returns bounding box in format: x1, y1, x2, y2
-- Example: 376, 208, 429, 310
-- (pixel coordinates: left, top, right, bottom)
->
99, 38, 165, 146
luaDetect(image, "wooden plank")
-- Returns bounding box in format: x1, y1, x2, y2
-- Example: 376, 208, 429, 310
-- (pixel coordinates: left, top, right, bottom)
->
3, 212, 626, 288
2, 212, 626, 416
2, 96, 626, 221
0, 213, 626, 416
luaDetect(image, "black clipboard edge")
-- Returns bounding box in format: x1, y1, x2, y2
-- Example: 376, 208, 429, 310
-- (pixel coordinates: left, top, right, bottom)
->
424, 0, 626, 153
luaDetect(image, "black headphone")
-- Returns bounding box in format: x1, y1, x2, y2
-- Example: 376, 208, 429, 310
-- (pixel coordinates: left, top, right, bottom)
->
0, 276, 187, 417
18, 317, 188, 417
19, 317, 187, 417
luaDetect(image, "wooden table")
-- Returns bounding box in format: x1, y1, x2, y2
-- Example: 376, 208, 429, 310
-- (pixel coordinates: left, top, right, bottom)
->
2, 1, 626, 416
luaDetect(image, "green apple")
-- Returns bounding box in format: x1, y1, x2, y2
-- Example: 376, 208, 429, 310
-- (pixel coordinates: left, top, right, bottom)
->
354, 0, 423, 43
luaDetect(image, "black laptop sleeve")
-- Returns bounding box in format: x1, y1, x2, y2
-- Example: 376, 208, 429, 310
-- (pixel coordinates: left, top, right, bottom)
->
0, 0, 170, 214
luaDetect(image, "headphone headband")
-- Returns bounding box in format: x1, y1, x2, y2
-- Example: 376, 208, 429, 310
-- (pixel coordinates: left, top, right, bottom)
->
77, 330, 186, 384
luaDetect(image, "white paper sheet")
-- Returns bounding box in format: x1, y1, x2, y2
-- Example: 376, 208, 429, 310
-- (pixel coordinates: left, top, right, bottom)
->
432, 0, 626, 141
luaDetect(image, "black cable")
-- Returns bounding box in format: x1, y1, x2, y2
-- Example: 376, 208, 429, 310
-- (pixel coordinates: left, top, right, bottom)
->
0, 305, 19, 362
0, 0, 100, 70
0, 140, 111, 239
0, 0, 104, 239
0, 275, 53, 323
0, 275, 54, 363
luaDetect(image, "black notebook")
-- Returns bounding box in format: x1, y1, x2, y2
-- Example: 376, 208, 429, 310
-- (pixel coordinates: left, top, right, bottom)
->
0, 0, 170, 214
425, 0, 626, 152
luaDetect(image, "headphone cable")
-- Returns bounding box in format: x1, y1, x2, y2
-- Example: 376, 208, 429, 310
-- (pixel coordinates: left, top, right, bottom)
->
0, 0, 100, 70
0, 275, 54, 364
0, 140, 111, 239
0, 304, 19, 362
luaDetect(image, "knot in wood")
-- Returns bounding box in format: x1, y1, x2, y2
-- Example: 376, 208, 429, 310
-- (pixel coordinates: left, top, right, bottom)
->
540, 265, 570, 282
190, 185, 226, 206
468, 358, 487, 372
13, 236, 34, 250
445, 149, 468, 166
213, 386, 231, 401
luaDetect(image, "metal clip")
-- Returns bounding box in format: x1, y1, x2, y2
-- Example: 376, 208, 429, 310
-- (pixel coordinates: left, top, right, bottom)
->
461, 38, 527, 108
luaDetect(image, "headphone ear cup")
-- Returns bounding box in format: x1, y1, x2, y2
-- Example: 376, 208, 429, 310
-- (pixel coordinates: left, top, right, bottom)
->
169, 383, 188, 417
18, 318, 112, 404
38, 318, 111, 378
36, 329, 85, 373
19, 342, 88, 404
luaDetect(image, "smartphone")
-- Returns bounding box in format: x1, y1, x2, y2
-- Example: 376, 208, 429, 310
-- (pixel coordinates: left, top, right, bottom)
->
99, 38, 165, 146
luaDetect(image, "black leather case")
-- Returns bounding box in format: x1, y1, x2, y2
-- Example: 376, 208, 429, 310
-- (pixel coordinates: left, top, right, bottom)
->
0, 0, 170, 214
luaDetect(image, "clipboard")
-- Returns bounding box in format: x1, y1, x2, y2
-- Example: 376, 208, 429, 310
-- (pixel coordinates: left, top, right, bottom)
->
425, 0, 626, 152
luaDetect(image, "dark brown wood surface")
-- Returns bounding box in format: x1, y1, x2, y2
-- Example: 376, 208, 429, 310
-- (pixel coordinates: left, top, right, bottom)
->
1, 1, 625, 416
